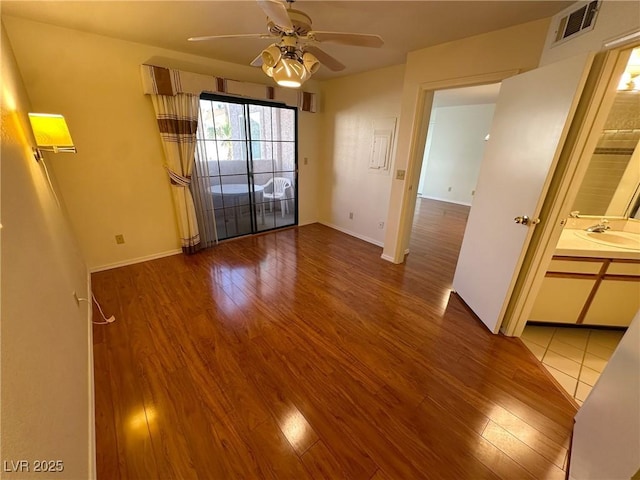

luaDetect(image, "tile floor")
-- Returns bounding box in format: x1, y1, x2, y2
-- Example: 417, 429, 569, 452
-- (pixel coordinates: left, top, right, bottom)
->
521, 325, 625, 406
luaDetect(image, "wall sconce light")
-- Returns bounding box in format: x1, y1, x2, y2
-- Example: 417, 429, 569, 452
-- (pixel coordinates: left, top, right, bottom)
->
28, 113, 76, 161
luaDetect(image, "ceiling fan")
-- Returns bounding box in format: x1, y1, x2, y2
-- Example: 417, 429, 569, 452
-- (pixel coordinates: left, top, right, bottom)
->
188, 0, 384, 88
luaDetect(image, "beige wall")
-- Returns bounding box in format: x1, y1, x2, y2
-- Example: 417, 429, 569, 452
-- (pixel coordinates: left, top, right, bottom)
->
3, 16, 321, 270
1, 24, 92, 478
540, 0, 640, 67
382, 18, 552, 262
318, 64, 405, 246
298, 108, 321, 225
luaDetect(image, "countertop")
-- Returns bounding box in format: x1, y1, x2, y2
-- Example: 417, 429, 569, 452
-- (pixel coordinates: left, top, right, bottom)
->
555, 228, 640, 260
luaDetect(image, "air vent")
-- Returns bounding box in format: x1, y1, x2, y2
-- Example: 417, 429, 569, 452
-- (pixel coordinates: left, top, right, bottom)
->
554, 1, 599, 45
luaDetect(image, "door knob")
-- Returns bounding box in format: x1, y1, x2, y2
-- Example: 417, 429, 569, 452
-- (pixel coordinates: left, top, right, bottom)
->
514, 215, 540, 226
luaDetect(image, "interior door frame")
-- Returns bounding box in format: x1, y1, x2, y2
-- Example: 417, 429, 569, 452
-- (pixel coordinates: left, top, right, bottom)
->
398, 70, 521, 262
501, 45, 637, 336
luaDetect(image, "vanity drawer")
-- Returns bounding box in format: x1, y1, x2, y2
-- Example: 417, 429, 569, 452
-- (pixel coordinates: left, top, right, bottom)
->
548, 259, 603, 274
607, 261, 640, 276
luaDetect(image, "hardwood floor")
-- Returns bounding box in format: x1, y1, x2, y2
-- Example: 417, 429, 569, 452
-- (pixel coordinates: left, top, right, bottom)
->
92, 198, 576, 479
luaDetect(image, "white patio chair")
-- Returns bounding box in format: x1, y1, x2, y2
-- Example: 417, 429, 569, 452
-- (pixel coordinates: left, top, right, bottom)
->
261, 177, 292, 217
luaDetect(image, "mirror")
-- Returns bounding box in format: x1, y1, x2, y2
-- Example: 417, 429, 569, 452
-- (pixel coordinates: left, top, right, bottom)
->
572, 47, 640, 219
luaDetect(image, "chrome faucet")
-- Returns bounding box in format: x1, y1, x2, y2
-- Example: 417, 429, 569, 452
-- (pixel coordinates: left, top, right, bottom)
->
585, 219, 611, 233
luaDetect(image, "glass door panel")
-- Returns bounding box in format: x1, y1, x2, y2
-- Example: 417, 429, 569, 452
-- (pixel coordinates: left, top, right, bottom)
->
192, 96, 297, 244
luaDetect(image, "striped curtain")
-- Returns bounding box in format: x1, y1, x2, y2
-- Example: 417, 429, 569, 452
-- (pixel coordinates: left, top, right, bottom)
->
150, 93, 200, 254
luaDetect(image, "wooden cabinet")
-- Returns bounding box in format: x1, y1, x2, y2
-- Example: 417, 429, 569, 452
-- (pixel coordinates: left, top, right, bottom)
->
530, 277, 597, 323
583, 279, 640, 327
530, 257, 640, 327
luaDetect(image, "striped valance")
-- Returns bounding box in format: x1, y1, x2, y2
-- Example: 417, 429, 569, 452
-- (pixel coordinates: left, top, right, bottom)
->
140, 64, 317, 113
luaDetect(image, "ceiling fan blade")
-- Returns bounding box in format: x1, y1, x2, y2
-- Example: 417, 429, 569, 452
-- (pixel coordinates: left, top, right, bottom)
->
304, 46, 345, 72
250, 54, 263, 67
188, 33, 272, 42
308, 31, 384, 48
257, 0, 293, 32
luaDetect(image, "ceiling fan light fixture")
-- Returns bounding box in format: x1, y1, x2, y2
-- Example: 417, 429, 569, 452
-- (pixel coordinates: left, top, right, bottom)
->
302, 52, 320, 74
261, 44, 282, 68
262, 63, 274, 77
273, 57, 308, 88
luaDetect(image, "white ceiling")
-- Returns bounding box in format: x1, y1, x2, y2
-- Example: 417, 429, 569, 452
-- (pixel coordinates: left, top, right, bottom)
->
434, 82, 502, 107
2, 0, 574, 80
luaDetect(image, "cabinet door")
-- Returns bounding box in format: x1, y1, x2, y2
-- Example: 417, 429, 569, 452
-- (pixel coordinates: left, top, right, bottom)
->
582, 279, 640, 327
530, 277, 596, 324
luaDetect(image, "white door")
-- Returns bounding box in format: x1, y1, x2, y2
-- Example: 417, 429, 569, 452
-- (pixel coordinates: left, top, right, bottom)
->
453, 53, 594, 333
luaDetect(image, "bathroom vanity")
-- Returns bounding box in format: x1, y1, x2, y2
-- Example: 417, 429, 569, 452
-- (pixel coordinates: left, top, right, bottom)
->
530, 227, 640, 327
527, 47, 640, 329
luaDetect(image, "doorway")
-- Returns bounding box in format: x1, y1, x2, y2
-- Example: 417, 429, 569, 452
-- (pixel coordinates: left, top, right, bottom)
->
191, 95, 298, 245
519, 46, 640, 405
416, 83, 501, 208
409, 83, 501, 280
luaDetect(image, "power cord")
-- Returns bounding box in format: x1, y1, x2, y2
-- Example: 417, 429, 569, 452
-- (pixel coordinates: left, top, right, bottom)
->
75, 292, 116, 324
92, 293, 116, 324
40, 158, 61, 208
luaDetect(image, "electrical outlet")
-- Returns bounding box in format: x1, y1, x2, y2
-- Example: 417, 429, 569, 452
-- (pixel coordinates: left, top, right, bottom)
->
304, 157, 309, 165
472, 190, 475, 196
349, 212, 354, 220
115, 234, 125, 244
396, 169, 406, 180
378, 221, 385, 229
448, 187, 452, 192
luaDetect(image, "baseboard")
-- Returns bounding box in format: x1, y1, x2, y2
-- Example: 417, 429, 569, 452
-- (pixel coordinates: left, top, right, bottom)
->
320, 222, 384, 247
86, 271, 97, 479
380, 247, 410, 263
90, 249, 182, 273
420, 195, 472, 207
380, 253, 396, 263
298, 218, 318, 227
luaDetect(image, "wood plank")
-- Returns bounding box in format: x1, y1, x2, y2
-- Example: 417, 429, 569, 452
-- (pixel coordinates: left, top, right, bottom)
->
243, 419, 313, 480
482, 420, 566, 480
106, 340, 159, 479
137, 355, 199, 479
248, 335, 379, 480
301, 441, 350, 480
92, 343, 120, 479
168, 367, 250, 479
412, 395, 536, 480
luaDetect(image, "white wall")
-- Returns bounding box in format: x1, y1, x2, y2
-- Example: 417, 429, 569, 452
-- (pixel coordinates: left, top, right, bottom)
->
418, 103, 495, 206
416, 113, 435, 196
570, 311, 640, 479
1, 24, 93, 479
319, 64, 405, 246
540, 0, 640, 66
3, 16, 321, 270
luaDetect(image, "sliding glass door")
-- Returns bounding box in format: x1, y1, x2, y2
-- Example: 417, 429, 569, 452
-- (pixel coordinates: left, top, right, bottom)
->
191, 95, 297, 245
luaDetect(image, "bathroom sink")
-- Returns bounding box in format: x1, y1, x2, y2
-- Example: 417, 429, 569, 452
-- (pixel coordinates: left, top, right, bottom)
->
574, 230, 640, 251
